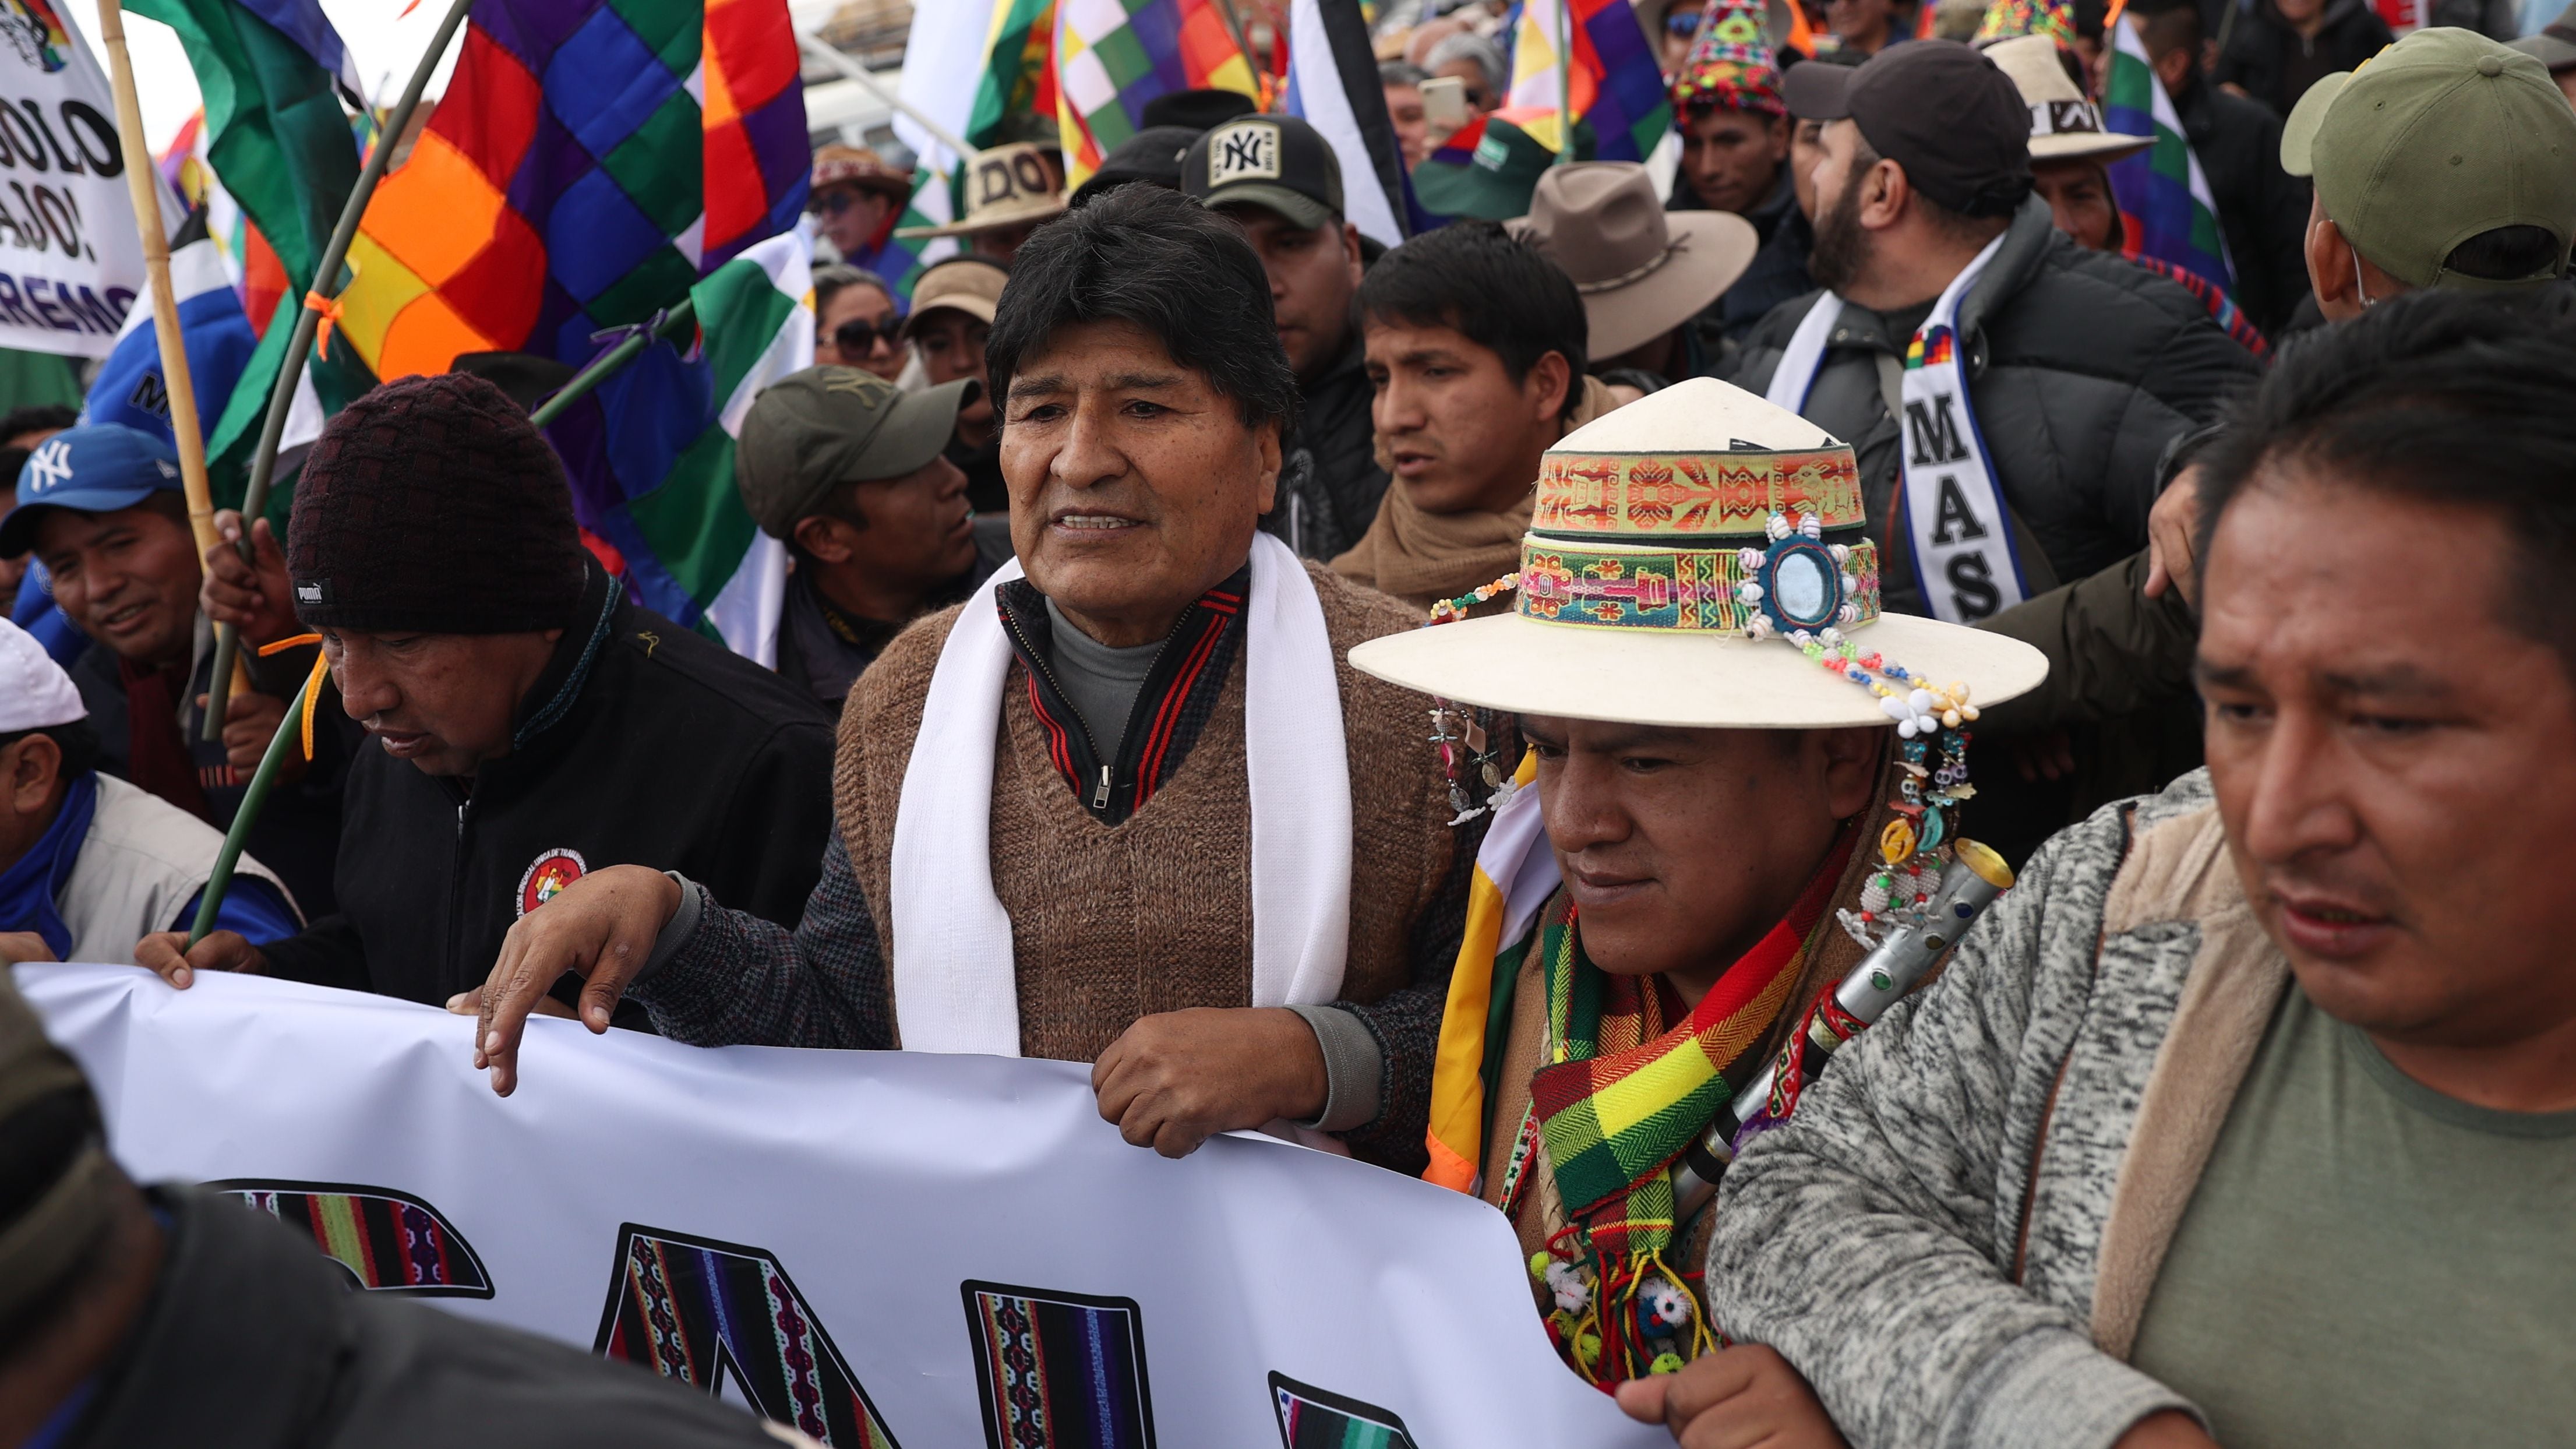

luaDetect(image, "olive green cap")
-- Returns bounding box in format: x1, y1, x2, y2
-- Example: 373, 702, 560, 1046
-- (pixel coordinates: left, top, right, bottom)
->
2282, 27, 2576, 290
732, 368, 975, 539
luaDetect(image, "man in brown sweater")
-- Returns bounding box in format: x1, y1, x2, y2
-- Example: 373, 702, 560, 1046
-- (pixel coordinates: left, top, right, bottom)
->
464, 185, 1473, 1172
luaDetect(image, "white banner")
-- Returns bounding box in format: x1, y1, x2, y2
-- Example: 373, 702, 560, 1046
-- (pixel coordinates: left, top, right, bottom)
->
0, 5, 171, 358
20, 963, 1661, 1448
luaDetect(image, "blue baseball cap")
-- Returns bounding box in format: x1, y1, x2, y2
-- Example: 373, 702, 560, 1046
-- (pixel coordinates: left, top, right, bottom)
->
0, 424, 184, 558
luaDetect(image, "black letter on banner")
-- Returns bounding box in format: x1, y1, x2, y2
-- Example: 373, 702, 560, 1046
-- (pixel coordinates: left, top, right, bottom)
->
1929, 474, 1989, 545
0, 274, 34, 326
595, 1224, 902, 1447
205, 1179, 496, 1296
1946, 553, 2002, 621
30, 186, 75, 260
64, 285, 118, 333
964, 1280, 1158, 1449
0, 105, 45, 172
1903, 394, 1971, 466
22, 101, 78, 174
59, 101, 117, 177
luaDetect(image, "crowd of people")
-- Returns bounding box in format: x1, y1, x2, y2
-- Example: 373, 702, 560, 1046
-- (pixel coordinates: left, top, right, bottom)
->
3, 0, 2573, 1444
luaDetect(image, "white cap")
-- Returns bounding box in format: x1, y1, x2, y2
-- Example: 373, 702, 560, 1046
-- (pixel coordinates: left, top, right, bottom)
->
0, 618, 84, 733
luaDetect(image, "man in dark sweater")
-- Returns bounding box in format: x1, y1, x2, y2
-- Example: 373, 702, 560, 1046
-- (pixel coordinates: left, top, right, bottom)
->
2211, 0, 2393, 119
137, 373, 835, 1013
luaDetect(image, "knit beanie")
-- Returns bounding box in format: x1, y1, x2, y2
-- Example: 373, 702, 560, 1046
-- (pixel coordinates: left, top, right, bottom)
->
288, 372, 587, 634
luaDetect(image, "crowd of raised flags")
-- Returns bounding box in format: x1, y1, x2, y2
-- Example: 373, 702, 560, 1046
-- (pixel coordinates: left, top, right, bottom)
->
52, 0, 2268, 643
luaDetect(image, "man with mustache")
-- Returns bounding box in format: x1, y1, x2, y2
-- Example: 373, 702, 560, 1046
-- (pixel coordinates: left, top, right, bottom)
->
1675, 292, 2576, 1449
451, 185, 1473, 1171
134, 372, 835, 1017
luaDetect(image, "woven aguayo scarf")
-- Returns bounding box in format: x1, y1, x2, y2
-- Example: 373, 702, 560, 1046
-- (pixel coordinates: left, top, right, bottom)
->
1519, 840, 1849, 1382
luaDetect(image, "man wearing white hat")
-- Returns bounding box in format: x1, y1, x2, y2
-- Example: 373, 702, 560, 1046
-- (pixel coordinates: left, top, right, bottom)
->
0, 618, 299, 966
1350, 378, 2044, 1405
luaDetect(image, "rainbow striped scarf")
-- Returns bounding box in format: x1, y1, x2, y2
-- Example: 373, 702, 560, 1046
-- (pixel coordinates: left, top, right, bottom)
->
1519, 845, 1848, 1380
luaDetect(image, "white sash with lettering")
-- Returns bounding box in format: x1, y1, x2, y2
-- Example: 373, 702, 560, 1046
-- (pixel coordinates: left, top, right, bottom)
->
888, 531, 1354, 1057
1762, 232, 2028, 622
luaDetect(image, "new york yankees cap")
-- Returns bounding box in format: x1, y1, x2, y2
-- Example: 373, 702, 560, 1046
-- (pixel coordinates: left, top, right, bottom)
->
1184, 114, 1345, 230
0, 424, 184, 559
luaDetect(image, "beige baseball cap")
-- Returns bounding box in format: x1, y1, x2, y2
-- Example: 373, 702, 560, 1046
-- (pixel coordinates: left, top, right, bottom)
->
2283, 28, 2576, 289
899, 256, 1008, 341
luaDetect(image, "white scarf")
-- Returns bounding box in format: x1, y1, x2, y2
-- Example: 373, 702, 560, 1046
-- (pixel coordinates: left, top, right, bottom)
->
887, 531, 1355, 1057
1764, 232, 2030, 623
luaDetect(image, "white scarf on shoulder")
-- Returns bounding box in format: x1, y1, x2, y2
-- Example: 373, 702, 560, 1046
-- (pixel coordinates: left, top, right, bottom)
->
887, 531, 1354, 1057
1765, 231, 2031, 623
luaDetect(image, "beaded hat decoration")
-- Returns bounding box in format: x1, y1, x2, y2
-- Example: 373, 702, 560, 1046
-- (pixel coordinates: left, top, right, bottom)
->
1975, 0, 2079, 50
1670, 0, 1787, 117
1350, 378, 2048, 923
1357, 379, 2046, 727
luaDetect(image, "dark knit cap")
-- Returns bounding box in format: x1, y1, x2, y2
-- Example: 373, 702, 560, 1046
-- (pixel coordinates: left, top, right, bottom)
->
288, 372, 587, 634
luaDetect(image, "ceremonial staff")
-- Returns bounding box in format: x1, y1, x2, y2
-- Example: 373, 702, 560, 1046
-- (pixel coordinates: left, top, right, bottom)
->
91, 0, 252, 706
201, 0, 480, 741
1669, 840, 2016, 1218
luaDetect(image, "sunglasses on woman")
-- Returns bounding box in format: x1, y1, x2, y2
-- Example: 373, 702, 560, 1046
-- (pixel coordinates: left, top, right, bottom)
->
830, 317, 904, 354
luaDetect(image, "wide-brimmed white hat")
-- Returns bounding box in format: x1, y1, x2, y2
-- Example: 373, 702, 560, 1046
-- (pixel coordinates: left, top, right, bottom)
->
1985, 34, 2151, 164
1347, 378, 2048, 729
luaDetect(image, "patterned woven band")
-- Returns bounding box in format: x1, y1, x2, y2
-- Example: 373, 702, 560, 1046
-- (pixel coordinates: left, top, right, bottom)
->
1534, 446, 1865, 539
1519, 538, 1883, 632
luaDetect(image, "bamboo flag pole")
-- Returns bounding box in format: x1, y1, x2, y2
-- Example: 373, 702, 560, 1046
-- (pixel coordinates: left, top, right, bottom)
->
91, 0, 252, 705
202, 0, 479, 741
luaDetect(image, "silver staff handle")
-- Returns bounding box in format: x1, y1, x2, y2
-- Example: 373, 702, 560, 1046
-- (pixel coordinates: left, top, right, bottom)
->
1670, 840, 2016, 1219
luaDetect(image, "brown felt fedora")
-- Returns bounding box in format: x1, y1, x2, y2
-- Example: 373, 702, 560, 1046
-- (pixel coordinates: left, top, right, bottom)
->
1506, 162, 1758, 360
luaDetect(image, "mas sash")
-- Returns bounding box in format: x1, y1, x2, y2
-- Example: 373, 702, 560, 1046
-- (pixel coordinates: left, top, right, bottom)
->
1763, 232, 2031, 623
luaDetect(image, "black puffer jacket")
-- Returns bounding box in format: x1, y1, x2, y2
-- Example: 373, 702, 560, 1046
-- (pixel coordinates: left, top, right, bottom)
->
1729, 198, 2260, 617
2211, 0, 2395, 119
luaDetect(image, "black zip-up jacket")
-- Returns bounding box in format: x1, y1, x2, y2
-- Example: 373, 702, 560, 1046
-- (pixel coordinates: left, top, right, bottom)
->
994, 565, 1247, 826
1264, 332, 1388, 562
258, 559, 834, 1008
62, 1188, 791, 1449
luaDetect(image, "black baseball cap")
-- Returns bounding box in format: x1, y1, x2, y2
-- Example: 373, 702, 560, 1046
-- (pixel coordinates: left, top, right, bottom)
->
1784, 40, 2031, 218
1184, 114, 1345, 229
1142, 87, 1258, 132
1070, 125, 1200, 209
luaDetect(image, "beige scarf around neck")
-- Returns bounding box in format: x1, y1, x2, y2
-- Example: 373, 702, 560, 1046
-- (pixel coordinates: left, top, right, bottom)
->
1332, 375, 1618, 610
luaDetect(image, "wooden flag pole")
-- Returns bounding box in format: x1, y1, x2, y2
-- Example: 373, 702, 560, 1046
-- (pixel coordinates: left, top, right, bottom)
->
200, 0, 478, 740
90, 0, 250, 705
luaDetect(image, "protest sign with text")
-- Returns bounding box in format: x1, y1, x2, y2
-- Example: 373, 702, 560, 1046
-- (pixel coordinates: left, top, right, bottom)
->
0, 0, 171, 357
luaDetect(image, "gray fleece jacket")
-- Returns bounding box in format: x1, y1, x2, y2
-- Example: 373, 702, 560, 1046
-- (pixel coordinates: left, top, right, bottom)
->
1707, 768, 2296, 1448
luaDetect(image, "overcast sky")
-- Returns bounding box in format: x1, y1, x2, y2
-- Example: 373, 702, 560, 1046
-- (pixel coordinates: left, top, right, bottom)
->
62, 0, 467, 152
